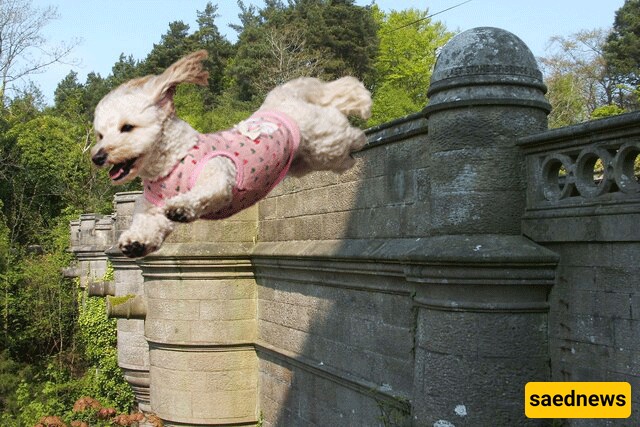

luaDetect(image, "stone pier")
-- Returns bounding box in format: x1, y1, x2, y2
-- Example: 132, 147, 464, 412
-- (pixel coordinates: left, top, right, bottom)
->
139, 208, 259, 426
107, 192, 151, 413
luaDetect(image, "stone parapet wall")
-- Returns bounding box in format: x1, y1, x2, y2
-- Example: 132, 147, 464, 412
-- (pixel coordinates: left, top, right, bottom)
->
520, 113, 640, 425
253, 241, 415, 425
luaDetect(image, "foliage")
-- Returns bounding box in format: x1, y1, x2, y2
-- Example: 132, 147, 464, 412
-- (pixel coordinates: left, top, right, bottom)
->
368, 6, 453, 125
604, 0, 640, 88
591, 103, 626, 119
544, 73, 589, 128
230, 0, 378, 101
540, 29, 624, 127
76, 263, 134, 413
541, 0, 640, 125
28, 396, 149, 427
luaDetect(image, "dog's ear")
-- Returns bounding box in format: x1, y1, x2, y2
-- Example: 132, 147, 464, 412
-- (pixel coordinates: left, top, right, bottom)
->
152, 50, 209, 112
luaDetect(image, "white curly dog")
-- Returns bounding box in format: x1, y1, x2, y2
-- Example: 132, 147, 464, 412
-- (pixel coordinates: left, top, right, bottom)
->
91, 50, 371, 258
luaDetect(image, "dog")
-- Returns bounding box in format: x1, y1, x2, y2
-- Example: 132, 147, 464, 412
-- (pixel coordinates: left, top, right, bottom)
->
91, 50, 371, 258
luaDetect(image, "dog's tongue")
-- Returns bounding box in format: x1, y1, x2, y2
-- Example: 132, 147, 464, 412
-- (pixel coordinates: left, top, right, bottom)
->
109, 163, 127, 181
108, 157, 137, 181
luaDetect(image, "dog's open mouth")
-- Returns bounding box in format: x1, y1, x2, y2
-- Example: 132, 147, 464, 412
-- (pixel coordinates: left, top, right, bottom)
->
109, 157, 138, 181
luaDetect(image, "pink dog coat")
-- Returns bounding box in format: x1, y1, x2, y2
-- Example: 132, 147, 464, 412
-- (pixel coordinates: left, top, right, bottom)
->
144, 111, 300, 219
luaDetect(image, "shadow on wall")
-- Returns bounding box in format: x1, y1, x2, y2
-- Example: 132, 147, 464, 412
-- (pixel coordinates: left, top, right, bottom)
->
253, 27, 557, 427
252, 119, 425, 426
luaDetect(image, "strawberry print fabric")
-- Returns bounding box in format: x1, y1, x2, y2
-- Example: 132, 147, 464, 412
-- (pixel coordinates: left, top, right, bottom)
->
143, 111, 300, 219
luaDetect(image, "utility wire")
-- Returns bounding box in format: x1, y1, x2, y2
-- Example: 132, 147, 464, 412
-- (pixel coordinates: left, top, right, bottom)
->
382, 0, 473, 34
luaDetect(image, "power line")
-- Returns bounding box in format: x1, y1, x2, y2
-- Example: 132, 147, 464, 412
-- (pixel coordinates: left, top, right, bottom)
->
382, 0, 473, 34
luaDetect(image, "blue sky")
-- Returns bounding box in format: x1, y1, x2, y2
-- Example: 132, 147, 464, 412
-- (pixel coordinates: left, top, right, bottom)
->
30, 0, 624, 104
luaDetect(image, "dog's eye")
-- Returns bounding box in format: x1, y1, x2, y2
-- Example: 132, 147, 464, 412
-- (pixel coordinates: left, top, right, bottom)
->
120, 124, 135, 133
96, 132, 103, 141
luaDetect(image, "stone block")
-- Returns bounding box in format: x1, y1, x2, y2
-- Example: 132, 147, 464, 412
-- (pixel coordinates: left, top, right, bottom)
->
145, 278, 256, 301
556, 264, 597, 291
145, 319, 192, 344
430, 190, 525, 235
414, 349, 549, 427
549, 314, 614, 347
613, 318, 640, 352
416, 309, 549, 359
259, 357, 293, 386
190, 319, 256, 343
596, 266, 640, 294
192, 390, 257, 420
199, 298, 256, 321
150, 346, 255, 372
430, 147, 525, 193
146, 298, 200, 321
259, 320, 309, 355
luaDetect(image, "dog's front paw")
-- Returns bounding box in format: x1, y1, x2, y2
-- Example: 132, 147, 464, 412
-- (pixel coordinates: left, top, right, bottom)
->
120, 241, 148, 258
165, 205, 197, 223
118, 234, 158, 258
164, 197, 198, 223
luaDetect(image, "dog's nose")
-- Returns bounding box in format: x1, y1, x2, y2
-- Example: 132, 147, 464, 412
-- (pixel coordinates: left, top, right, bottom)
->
92, 149, 108, 166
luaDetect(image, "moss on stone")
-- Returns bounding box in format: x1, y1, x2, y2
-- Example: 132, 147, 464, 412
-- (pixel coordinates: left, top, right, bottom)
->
107, 294, 136, 307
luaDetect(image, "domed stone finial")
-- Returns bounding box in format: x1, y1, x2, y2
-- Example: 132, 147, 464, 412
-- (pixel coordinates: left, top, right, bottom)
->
422, 27, 551, 237
425, 27, 550, 115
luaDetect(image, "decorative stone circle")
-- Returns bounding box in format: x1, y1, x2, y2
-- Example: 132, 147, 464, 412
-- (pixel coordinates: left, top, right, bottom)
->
540, 141, 640, 201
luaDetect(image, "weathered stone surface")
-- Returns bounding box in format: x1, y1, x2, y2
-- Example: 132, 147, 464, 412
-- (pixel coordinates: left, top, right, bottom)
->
108, 191, 151, 412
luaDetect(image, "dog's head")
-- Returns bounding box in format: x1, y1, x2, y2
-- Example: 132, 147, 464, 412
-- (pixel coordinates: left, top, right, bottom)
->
91, 50, 209, 183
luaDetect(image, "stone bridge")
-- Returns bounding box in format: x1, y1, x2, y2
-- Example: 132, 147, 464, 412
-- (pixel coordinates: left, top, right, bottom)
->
69, 27, 639, 426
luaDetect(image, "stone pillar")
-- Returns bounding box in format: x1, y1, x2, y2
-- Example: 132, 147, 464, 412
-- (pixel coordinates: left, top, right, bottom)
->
106, 191, 151, 413
72, 214, 114, 289
139, 207, 259, 426
411, 27, 558, 426
63, 220, 81, 278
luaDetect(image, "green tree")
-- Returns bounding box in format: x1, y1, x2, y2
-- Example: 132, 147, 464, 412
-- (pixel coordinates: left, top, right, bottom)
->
82, 72, 112, 117
229, 0, 378, 101
192, 2, 235, 105
142, 21, 198, 75
369, 6, 452, 125
591, 103, 626, 119
544, 73, 589, 128
540, 29, 624, 127
295, 0, 378, 82
229, 1, 288, 100
53, 71, 86, 121
76, 287, 134, 412
108, 54, 142, 88
6, 115, 88, 241
604, 0, 640, 88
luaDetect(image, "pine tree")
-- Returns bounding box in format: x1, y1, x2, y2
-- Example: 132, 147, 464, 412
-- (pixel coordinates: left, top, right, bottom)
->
604, 0, 640, 87
192, 2, 234, 105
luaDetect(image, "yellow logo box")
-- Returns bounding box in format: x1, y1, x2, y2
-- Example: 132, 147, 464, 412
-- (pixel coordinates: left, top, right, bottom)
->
525, 382, 631, 419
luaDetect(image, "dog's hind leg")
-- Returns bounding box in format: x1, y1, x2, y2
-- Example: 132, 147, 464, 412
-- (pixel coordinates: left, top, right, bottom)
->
287, 103, 367, 176
262, 77, 372, 121
312, 76, 372, 120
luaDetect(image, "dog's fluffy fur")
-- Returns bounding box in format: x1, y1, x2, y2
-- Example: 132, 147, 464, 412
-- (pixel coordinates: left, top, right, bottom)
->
91, 50, 371, 257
